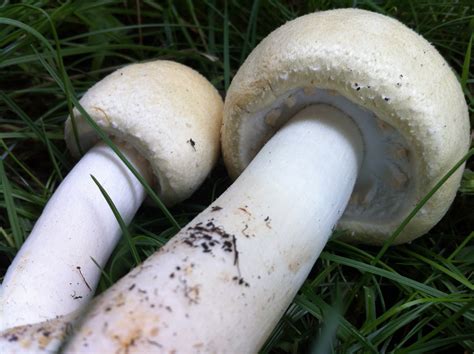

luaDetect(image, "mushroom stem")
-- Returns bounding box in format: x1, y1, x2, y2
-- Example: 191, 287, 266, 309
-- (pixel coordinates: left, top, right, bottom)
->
0, 312, 79, 354
0, 141, 152, 331
64, 105, 363, 353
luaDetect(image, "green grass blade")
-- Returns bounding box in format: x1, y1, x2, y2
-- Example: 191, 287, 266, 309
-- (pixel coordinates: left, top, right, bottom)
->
461, 33, 472, 89
322, 253, 447, 297
375, 147, 474, 262
0, 159, 23, 249
90, 174, 141, 266
406, 248, 474, 290
399, 301, 474, 353
223, 0, 230, 90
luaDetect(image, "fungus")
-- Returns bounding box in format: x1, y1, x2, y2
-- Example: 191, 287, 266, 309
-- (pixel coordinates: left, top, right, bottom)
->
64, 9, 470, 353
0, 61, 222, 342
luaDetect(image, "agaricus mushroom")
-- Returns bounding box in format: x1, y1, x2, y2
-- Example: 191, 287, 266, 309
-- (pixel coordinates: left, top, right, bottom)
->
0, 60, 223, 335
63, 9, 470, 353
0, 312, 79, 354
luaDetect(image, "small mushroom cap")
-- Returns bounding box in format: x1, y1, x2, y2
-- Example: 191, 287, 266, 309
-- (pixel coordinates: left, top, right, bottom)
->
65, 60, 223, 206
222, 9, 470, 244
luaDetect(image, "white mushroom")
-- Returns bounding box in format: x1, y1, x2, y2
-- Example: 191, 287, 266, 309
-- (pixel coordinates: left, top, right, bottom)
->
0, 61, 223, 337
63, 9, 470, 353
0, 312, 79, 354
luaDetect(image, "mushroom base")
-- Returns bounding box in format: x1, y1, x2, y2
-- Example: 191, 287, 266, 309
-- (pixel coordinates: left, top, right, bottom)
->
0, 312, 79, 354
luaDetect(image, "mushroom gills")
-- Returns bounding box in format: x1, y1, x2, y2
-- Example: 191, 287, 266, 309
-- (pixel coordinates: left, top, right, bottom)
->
240, 87, 414, 223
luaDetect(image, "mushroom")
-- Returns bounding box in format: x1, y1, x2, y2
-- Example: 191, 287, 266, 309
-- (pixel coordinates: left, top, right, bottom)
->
0, 60, 223, 333
0, 312, 79, 354
63, 9, 470, 353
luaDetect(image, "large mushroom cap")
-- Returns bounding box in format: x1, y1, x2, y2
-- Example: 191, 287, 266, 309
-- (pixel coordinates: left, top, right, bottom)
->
65, 60, 223, 206
222, 9, 470, 245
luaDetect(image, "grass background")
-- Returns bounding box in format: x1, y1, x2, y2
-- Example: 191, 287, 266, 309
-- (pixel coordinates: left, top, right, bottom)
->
0, 0, 473, 352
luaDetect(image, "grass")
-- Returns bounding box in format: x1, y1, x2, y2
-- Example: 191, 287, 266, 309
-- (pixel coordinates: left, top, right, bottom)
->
0, 0, 473, 352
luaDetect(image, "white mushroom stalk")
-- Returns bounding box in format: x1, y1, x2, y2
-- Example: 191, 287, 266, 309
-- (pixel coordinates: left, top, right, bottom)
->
64, 105, 362, 352
0, 312, 79, 354
65, 8, 470, 353
0, 60, 223, 348
0, 141, 151, 330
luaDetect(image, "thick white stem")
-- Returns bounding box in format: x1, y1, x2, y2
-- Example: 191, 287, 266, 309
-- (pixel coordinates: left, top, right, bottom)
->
0, 141, 152, 330
0, 312, 79, 354
64, 105, 363, 353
